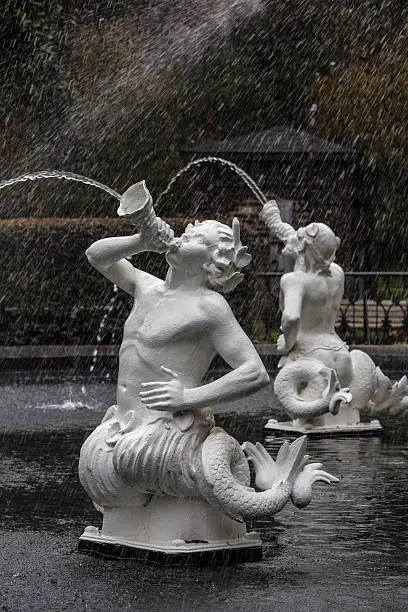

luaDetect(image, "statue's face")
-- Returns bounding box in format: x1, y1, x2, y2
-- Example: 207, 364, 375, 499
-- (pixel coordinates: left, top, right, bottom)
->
165, 223, 219, 271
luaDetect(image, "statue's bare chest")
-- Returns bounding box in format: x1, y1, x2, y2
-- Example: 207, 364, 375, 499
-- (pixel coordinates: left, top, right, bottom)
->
124, 288, 205, 347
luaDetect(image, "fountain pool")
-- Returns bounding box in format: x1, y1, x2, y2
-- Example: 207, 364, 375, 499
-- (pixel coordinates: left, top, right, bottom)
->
1, 378, 407, 610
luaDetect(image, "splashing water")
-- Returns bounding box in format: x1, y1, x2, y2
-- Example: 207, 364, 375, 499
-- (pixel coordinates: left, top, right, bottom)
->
155, 156, 267, 208
14, 0, 269, 171
0, 170, 121, 201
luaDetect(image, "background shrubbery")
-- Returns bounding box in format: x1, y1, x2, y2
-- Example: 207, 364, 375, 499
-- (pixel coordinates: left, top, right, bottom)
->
1, 217, 170, 344
0, 217, 263, 344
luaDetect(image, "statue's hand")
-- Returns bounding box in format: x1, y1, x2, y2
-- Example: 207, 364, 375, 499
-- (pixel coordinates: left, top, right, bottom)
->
282, 233, 300, 258
142, 217, 174, 253
139, 365, 186, 411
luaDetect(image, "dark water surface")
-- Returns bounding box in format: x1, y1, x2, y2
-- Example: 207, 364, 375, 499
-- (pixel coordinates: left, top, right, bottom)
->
1, 380, 408, 611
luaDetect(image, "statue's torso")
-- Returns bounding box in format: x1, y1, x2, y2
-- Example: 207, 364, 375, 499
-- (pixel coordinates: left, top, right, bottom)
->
284, 264, 352, 384
117, 281, 216, 418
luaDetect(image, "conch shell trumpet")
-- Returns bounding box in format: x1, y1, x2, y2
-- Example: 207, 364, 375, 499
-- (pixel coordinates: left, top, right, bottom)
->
117, 180, 165, 240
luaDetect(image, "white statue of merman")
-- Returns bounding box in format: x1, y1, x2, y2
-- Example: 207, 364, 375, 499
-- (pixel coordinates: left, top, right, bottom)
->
78, 182, 338, 560
260, 200, 408, 430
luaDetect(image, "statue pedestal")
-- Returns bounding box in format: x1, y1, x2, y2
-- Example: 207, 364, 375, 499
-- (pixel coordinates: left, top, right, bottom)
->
78, 496, 262, 565
264, 406, 383, 438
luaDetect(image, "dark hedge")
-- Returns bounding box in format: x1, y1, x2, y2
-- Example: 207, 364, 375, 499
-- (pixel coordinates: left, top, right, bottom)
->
1, 217, 264, 345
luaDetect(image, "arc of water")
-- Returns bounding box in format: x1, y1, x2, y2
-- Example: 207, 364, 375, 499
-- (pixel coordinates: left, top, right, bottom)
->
0, 170, 121, 201
0, 159, 269, 373
0, 159, 268, 208
155, 156, 268, 209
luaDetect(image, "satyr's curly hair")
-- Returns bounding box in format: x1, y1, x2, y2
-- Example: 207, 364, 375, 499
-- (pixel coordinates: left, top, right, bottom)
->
194, 218, 252, 293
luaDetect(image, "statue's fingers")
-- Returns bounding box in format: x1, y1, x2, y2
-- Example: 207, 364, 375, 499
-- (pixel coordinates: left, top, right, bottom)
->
160, 365, 180, 379
140, 393, 170, 405
141, 381, 169, 388
144, 394, 170, 403
140, 389, 170, 399
146, 404, 170, 411
144, 398, 172, 410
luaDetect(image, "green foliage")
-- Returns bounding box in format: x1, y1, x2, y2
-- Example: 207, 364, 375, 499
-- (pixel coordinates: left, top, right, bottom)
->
251, 321, 280, 345
2, 0, 407, 194
309, 46, 408, 265
377, 277, 408, 301
252, 320, 266, 343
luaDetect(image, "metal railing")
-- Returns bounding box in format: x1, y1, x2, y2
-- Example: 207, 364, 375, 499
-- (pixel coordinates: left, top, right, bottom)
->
255, 271, 408, 345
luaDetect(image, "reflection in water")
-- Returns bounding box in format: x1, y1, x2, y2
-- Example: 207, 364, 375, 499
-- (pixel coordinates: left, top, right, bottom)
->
261, 436, 408, 577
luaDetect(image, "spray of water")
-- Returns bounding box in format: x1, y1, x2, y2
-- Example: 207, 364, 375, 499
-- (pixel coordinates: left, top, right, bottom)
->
156, 156, 267, 208
0, 157, 267, 372
0, 171, 121, 201
6, 1, 270, 174
89, 284, 119, 374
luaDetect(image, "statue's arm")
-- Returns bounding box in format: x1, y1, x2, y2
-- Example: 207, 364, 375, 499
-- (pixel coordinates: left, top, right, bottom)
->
85, 234, 156, 296
85, 219, 173, 296
260, 200, 299, 257
183, 297, 270, 408
332, 263, 345, 303
279, 272, 303, 354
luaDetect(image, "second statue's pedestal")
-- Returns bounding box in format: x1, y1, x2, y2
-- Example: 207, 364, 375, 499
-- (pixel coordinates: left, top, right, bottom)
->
79, 496, 262, 565
264, 405, 383, 439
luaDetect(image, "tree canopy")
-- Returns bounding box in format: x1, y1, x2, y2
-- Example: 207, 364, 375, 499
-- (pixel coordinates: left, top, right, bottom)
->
1, 0, 407, 260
